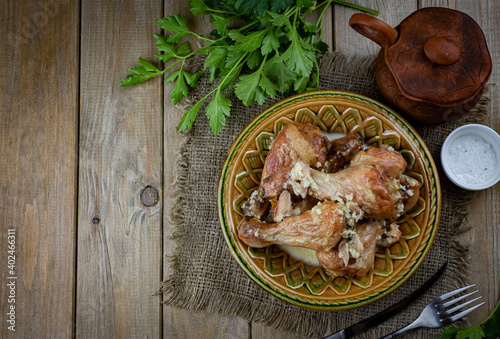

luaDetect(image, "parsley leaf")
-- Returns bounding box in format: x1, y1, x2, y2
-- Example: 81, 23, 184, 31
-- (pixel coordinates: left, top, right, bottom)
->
205, 47, 229, 81
441, 327, 461, 339
233, 29, 269, 52
281, 32, 316, 76
456, 325, 484, 339
153, 34, 192, 63
261, 30, 280, 55
234, 0, 269, 16
185, 70, 204, 87
178, 98, 205, 133
258, 72, 278, 98
154, 33, 176, 54
225, 49, 246, 69
228, 30, 245, 42
175, 41, 192, 57
210, 14, 231, 36
296, 0, 315, 9
247, 51, 264, 69
119, 57, 163, 86
298, 16, 318, 34
270, 0, 294, 13
189, 0, 212, 16
264, 52, 296, 93
268, 11, 293, 29
253, 85, 267, 105
483, 296, 500, 339
205, 91, 231, 134
235, 71, 262, 106
155, 15, 190, 43
293, 75, 309, 92
164, 69, 189, 104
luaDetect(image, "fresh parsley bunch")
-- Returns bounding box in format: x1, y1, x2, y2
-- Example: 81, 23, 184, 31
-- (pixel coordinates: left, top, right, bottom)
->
120, 0, 378, 135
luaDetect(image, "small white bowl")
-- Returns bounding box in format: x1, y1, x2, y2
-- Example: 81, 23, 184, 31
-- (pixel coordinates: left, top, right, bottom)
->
441, 124, 500, 190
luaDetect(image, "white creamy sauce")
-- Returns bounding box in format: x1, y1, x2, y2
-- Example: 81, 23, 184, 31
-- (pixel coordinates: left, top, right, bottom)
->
326, 132, 346, 141
447, 135, 496, 184
279, 245, 320, 266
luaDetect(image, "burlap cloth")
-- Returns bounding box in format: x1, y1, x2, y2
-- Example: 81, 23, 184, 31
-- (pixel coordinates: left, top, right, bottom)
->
160, 52, 489, 338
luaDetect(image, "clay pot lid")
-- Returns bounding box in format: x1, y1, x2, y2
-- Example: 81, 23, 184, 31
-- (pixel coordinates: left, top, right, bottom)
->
386, 7, 492, 107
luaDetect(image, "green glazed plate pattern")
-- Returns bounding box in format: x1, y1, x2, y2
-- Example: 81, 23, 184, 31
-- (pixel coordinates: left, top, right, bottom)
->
218, 90, 441, 311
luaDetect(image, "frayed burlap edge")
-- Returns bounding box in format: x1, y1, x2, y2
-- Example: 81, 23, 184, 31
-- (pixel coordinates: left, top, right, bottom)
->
158, 52, 491, 338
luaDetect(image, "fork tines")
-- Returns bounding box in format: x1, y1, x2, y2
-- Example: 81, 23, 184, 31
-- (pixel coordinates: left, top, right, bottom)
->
434, 284, 485, 324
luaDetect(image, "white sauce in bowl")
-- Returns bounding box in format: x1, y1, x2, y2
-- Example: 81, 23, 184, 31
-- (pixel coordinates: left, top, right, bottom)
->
447, 135, 496, 184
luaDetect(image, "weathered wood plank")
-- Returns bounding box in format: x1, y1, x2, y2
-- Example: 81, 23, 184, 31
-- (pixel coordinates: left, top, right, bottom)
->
77, 0, 163, 337
164, 309, 250, 339
0, 0, 78, 337
419, 0, 500, 326
333, 0, 418, 56
161, 1, 250, 338
252, 326, 306, 339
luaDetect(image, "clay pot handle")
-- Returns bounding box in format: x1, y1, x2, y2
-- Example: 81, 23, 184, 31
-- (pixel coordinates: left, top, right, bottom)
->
423, 36, 461, 66
349, 14, 398, 48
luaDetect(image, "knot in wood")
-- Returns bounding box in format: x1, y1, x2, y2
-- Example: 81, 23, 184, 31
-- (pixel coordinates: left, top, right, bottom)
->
140, 186, 159, 206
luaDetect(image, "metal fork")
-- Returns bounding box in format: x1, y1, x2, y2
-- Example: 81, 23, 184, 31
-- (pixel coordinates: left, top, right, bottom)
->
380, 284, 484, 338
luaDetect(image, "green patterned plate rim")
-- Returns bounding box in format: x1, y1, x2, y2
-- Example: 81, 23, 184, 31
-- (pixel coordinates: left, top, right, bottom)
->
217, 90, 441, 311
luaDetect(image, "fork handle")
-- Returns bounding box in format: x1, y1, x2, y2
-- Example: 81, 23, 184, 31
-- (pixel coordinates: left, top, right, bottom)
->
380, 321, 422, 338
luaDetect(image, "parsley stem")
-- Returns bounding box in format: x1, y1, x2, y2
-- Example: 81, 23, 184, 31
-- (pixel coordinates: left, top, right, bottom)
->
218, 51, 249, 90
315, 0, 332, 10
190, 32, 215, 43
236, 20, 259, 32
194, 0, 235, 15
332, 0, 379, 16
315, 0, 333, 39
312, 57, 320, 89
258, 54, 268, 72
161, 58, 183, 73
481, 297, 500, 325
160, 53, 196, 75
207, 8, 234, 14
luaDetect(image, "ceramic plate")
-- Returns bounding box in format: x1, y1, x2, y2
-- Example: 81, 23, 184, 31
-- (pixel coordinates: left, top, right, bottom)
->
218, 90, 441, 311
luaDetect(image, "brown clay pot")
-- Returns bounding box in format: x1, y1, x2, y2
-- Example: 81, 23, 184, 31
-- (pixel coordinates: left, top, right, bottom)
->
349, 8, 492, 124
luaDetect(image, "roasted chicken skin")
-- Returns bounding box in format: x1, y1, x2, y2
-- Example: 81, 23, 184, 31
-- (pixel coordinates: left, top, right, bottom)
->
238, 201, 345, 251
399, 174, 421, 215
324, 133, 363, 173
290, 161, 401, 220
262, 123, 329, 180
350, 146, 407, 179
241, 123, 329, 218
316, 220, 385, 278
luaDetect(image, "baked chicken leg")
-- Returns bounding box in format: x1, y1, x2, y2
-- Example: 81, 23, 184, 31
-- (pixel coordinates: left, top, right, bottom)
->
238, 201, 345, 251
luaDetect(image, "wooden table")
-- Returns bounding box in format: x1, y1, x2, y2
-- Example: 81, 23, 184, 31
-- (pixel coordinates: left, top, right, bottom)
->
1, 0, 498, 337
